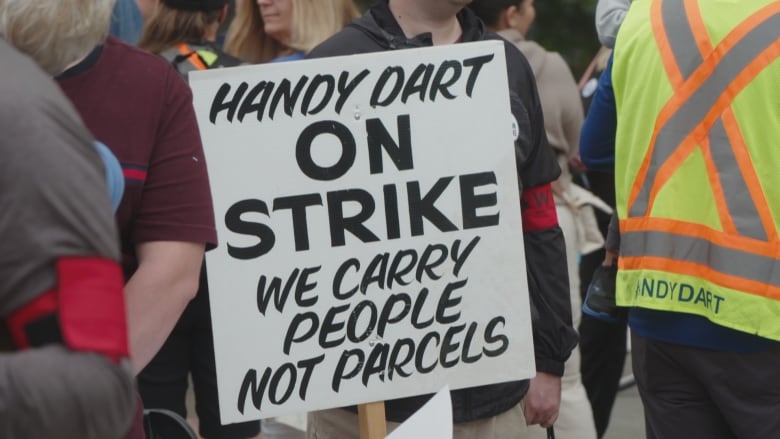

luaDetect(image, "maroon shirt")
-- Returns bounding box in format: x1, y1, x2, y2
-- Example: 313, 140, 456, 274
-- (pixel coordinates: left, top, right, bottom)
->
57, 37, 217, 277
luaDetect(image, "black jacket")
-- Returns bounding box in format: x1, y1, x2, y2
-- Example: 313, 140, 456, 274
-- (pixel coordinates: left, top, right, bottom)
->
308, 1, 578, 423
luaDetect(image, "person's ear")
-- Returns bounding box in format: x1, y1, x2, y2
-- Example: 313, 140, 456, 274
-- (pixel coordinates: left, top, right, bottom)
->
504, 5, 521, 29
496, 5, 515, 30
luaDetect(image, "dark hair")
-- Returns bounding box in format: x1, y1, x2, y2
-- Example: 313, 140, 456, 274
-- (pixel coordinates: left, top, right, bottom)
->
162, 0, 228, 12
137, 3, 222, 54
469, 0, 524, 27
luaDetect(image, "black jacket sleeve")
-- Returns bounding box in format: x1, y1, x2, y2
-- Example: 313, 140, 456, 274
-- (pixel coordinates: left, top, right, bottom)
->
498, 37, 578, 375
525, 227, 578, 375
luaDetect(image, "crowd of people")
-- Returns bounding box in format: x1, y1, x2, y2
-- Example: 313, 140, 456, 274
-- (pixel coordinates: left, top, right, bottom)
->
0, 0, 777, 438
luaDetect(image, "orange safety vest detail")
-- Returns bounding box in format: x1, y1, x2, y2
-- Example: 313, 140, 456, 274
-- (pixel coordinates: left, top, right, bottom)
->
629, 1, 780, 223
613, 0, 780, 339
177, 43, 209, 71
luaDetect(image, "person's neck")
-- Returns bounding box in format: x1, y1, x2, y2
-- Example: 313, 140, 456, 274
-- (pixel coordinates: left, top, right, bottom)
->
203, 23, 219, 43
388, 0, 463, 45
60, 51, 91, 74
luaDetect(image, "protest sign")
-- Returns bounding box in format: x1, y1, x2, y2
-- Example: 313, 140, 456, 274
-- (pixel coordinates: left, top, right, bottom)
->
190, 40, 536, 424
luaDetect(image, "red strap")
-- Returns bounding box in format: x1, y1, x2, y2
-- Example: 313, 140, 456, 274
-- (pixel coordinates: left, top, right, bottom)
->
177, 43, 208, 70
521, 183, 559, 232
57, 257, 129, 361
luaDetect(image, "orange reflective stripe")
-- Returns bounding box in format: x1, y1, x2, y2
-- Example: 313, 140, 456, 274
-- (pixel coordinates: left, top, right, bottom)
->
684, 0, 713, 55
620, 256, 780, 301
668, 0, 776, 239
651, 0, 685, 88
177, 43, 208, 71
681, 0, 733, 232
697, 39, 780, 149
699, 136, 737, 234
720, 109, 778, 241
643, 131, 698, 215
620, 217, 780, 259
716, 2, 780, 59
629, 2, 780, 215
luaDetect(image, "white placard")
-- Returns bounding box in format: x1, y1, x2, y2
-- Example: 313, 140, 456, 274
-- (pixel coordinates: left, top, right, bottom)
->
190, 41, 535, 424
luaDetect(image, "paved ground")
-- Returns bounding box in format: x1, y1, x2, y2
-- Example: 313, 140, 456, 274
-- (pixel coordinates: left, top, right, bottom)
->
262, 418, 306, 439
602, 352, 646, 439
603, 384, 646, 439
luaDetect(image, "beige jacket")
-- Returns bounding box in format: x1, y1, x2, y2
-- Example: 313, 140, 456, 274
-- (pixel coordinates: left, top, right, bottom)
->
500, 29, 611, 254
499, 29, 583, 161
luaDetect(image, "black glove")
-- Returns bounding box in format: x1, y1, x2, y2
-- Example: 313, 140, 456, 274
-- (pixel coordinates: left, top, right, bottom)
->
582, 263, 624, 323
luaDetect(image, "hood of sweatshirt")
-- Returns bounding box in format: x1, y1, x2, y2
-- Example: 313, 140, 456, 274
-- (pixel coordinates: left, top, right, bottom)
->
348, 0, 488, 49
497, 29, 549, 79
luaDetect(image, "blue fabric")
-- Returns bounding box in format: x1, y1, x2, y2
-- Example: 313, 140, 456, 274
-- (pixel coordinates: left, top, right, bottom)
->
629, 309, 774, 353
270, 52, 305, 63
581, 54, 776, 352
94, 141, 125, 212
579, 55, 617, 173
109, 0, 144, 45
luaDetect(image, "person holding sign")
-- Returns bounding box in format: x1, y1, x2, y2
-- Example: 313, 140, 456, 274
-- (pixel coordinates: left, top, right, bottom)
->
304, 0, 578, 437
224, 0, 359, 64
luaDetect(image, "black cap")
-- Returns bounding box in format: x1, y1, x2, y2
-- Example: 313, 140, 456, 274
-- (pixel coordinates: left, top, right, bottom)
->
162, 0, 228, 12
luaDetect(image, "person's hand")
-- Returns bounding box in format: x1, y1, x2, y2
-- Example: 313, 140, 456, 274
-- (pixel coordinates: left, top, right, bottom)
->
569, 154, 587, 174
523, 372, 562, 428
603, 249, 619, 267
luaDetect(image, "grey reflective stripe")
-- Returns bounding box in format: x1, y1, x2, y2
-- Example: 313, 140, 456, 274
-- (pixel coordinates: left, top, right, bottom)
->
707, 120, 767, 240
661, 0, 703, 79
629, 11, 780, 217
644, 0, 769, 240
621, 230, 780, 288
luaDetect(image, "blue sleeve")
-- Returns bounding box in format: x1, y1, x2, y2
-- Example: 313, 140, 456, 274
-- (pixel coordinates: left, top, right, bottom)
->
270, 52, 306, 63
108, 0, 143, 45
94, 141, 125, 213
579, 55, 617, 173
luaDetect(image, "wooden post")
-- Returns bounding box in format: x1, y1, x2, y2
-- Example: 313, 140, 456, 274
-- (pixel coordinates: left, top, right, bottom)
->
358, 401, 387, 439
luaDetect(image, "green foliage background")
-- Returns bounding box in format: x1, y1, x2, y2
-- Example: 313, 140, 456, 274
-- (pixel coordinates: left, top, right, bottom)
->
353, 0, 601, 78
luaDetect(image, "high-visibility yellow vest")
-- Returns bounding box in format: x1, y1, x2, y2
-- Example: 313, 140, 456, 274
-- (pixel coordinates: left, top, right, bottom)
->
159, 43, 228, 77
612, 0, 780, 340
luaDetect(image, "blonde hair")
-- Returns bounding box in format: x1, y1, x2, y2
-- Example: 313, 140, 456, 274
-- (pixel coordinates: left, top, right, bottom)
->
224, 0, 359, 64
0, 0, 115, 75
137, 3, 222, 54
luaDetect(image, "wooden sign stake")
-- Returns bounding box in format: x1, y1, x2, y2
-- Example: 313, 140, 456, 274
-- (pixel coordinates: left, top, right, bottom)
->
359, 401, 387, 439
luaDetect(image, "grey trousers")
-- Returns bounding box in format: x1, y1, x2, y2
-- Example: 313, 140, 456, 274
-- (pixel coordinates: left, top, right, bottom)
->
632, 332, 780, 439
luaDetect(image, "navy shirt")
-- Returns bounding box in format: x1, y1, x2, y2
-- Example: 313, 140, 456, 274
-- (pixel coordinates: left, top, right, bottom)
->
579, 55, 617, 173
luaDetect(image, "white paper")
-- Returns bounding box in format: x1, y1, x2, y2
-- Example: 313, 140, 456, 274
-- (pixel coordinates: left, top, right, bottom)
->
387, 386, 453, 439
